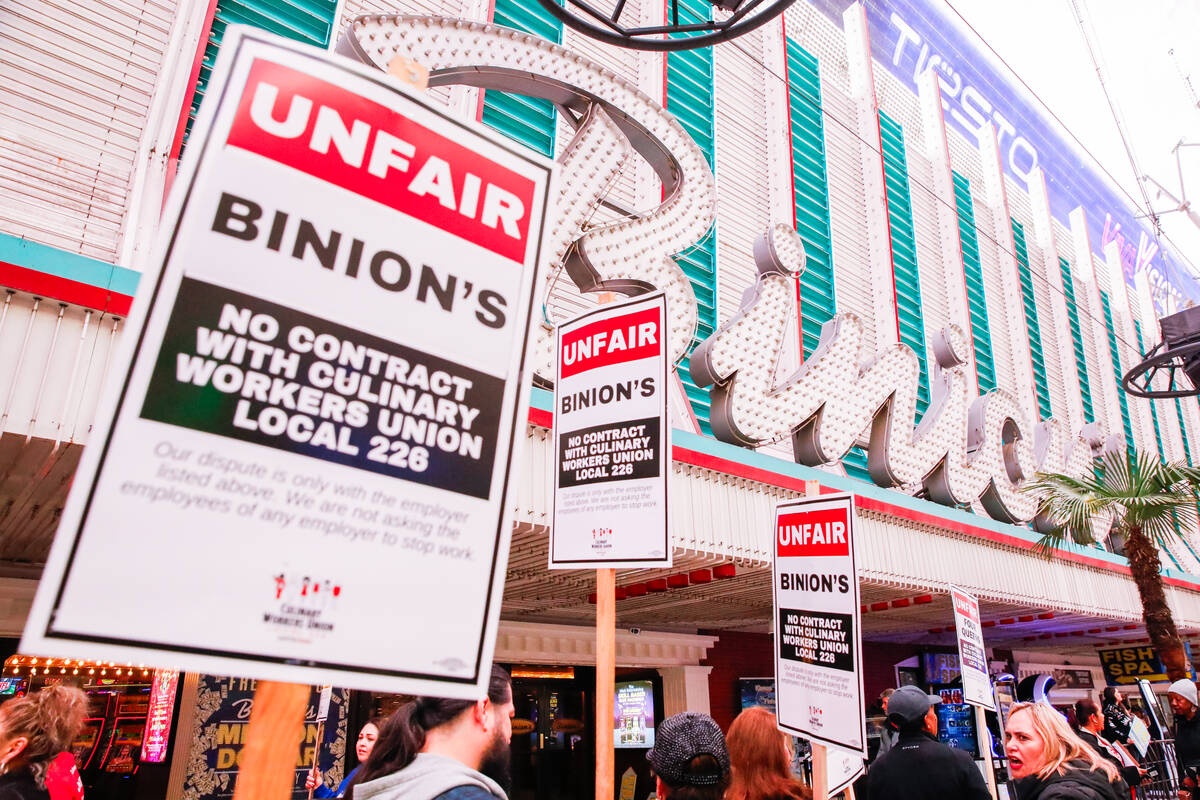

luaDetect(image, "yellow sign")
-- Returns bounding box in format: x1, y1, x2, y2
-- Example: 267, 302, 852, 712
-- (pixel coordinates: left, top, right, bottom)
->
1097, 645, 1194, 685
619, 767, 638, 800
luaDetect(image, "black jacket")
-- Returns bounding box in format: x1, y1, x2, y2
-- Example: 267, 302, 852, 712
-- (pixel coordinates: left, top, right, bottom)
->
0, 773, 49, 800
1177, 711, 1200, 771
866, 729, 991, 800
1010, 760, 1122, 800
1077, 729, 1138, 788
1101, 701, 1132, 744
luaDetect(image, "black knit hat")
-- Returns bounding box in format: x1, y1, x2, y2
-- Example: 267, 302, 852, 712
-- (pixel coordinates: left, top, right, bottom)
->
646, 712, 730, 787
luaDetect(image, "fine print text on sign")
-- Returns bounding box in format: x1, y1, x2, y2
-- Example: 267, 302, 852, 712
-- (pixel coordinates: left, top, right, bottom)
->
550, 294, 670, 568
22, 28, 551, 699
772, 494, 866, 755
950, 586, 995, 710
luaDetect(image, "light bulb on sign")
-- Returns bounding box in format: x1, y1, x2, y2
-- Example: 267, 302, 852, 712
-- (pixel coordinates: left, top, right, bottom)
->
691, 227, 1102, 525
341, 15, 713, 385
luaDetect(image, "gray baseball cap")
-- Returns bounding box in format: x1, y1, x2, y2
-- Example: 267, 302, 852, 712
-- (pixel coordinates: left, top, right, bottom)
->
886, 685, 943, 726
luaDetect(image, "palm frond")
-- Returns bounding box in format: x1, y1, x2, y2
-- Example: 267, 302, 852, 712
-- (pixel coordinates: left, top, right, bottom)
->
1027, 448, 1200, 560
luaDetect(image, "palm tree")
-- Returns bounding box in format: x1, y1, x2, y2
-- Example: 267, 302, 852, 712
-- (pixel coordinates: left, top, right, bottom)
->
1026, 449, 1200, 681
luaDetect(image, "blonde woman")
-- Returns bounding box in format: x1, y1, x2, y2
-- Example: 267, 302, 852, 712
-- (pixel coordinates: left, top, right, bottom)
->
1005, 702, 1123, 800
0, 685, 87, 800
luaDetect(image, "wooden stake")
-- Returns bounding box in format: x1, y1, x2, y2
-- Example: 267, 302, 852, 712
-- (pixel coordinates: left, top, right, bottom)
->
232, 681, 310, 800
803, 481, 827, 800
306, 718, 326, 800
975, 704, 998, 800
811, 742, 828, 800
596, 567, 616, 800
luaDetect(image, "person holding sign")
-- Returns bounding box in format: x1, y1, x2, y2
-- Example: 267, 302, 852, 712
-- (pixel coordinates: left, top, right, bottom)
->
345, 666, 513, 800
865, 686, 990, 800
1004, 702, 1121, 800
306, 718, 383, 798
1072, 700, 1140, 790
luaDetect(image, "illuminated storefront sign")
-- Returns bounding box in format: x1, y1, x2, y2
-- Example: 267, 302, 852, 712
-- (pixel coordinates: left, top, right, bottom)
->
342, 15, 1103, 529
140, 669, 179, 763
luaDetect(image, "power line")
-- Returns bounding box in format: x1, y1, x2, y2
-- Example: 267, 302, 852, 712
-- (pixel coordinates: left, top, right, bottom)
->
708, 13, 1159, 363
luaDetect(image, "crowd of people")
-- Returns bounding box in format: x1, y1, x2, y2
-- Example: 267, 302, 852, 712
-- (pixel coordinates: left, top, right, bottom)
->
306, 669, 1200, 800
5, 667, 1200, 799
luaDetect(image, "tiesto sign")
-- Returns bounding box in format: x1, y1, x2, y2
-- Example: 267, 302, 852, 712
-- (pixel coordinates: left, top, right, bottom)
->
339, 15, 1103, 526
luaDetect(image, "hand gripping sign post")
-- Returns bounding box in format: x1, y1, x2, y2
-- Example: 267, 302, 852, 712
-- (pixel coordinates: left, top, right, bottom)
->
950, 586, 999, 798
23, 27, 551, 704
772, 490, 865, 800
550, 292, 670, 800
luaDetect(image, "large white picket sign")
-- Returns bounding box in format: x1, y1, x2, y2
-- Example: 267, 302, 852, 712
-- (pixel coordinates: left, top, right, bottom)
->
772, 493, 866, 755
550, 293, 670, 568
22, 28, 552, 698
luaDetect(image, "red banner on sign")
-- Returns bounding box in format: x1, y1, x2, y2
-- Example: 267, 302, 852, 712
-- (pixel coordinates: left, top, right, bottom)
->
227, 58, 536, 262
560, 307, 661, 379
776, 509, 850, 557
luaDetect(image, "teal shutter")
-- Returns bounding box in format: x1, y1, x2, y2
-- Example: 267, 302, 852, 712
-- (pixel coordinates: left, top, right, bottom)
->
785, 39, 835, 361
1010, 220, 1051, 420
1134, 321, 1167, 461
878, 111, 929, 419
481, 0, 562, 157
1059, 257, 1094, 423
1178, 398, 1193, 464
952, 172, 996, 393
784, 38, 866, 481
666, 0, 716, 435
1099, 291, 1135, 454
184, 0, 338, 147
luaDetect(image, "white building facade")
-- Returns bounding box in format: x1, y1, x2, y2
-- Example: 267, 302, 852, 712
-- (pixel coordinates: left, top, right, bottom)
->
4, 0, 1200, 743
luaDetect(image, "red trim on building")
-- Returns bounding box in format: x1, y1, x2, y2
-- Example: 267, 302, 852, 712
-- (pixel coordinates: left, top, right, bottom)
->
528, 406, 553, 429
169, 0, 220, 164
780, 14, 805, 364
0, 262, 131, 315
524, 414, 1200, 590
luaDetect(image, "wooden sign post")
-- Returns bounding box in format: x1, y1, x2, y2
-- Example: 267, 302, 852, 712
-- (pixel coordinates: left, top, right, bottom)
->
802, 480, 827, 800
232, 681, 309, 800
811, 740, 829, 800
597, 567, 616, 800
976, 705, 999, 800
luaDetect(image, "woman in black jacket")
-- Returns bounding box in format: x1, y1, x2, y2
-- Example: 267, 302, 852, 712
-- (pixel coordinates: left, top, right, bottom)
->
1100, 688, 1133, 746
0, 686, 87, 800
1006, 702, 1123, 800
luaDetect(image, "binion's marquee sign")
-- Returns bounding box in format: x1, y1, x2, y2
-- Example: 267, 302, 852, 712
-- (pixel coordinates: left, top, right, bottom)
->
340, 14, 1104, 528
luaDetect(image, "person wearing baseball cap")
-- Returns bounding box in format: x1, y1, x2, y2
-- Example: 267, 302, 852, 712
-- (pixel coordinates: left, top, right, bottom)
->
646, 712, 730, 799
1169, 679, 1200, 798
866, 685, 991, 800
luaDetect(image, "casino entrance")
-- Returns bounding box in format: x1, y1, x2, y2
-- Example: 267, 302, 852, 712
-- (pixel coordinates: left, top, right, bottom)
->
508, 666, 592, 800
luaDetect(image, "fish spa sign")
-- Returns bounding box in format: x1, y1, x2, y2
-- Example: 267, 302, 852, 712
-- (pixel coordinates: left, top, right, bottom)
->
341, 15, 1102, 527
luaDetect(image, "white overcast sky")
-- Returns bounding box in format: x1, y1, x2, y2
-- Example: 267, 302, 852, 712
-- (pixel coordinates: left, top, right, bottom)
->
945, 0, 1200, 277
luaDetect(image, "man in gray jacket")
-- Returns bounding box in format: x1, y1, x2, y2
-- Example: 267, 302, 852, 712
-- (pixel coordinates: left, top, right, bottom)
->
347, 665, 514, 800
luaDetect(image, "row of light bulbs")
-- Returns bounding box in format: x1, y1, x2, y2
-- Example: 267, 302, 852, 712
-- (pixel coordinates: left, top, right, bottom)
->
6, 658, 153, 679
